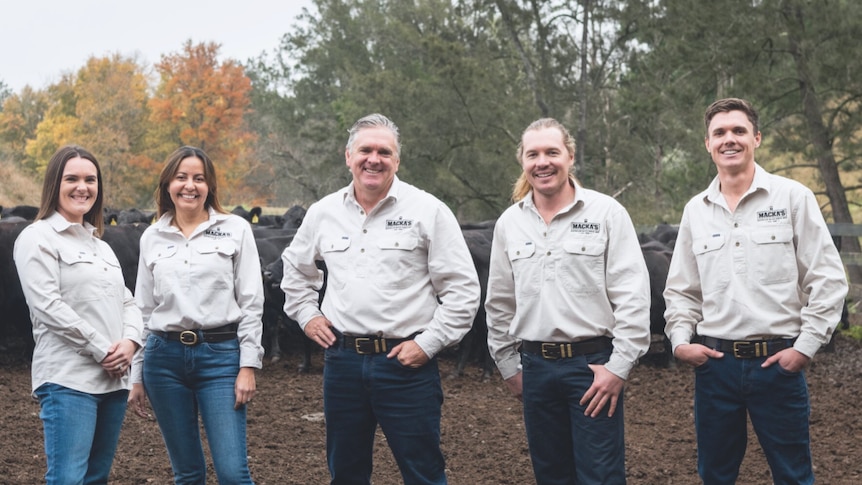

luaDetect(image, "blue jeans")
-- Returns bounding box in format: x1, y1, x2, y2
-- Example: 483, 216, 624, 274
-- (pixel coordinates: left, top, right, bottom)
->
143, 334, 253, 485
34, 383, 129, 485
521, 349, 625, 485
694, 355, 812, 485
323, 343, 446, 485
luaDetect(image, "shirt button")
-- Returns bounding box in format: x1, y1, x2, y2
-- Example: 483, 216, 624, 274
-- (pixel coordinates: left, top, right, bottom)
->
771, 235, 776, 240
363, 229, 367, 234
734, 222, 739, 228
581, 247, 586, 251
184, 260, 188, 264
361, 248, 365, 253
516, 251, 521, 255
394, 242, 399, 247
735, 242, 740, 247
547, 251, 551, 256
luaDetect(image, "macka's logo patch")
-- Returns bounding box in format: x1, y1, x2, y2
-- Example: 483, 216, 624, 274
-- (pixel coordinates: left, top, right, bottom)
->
386, 217, 414, 230
571, 220, 601, 234
757, 206, 788, 223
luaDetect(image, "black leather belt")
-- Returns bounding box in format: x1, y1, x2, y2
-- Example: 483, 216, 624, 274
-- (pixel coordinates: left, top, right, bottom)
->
341, 334, 414, 354
695, 336, 796, 359
153, 323, 238, 346
521, 336, 613, 360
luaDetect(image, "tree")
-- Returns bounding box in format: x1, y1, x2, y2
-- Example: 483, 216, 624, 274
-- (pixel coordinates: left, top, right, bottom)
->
0, 86, 50, 167
149, 41, 258, 204
249, 0, 537, 220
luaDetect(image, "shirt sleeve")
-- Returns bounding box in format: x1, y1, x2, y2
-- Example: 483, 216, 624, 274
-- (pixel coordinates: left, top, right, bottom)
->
281, 206, 326, 329
132, 230, 156, 384
602, 207, 652, 380
484, 219, 522, 380
663, 208, 703, 351
412, 202, 481, 358
13, 227, 112, 363
233, 220, 265, 369
792, 190, 848, 357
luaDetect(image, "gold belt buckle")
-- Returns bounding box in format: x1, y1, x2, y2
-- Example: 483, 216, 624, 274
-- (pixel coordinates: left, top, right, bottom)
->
540, 343, 558, 359
354, 337, 371, 354
732, 340, 767, 358
180, 330, 198, 345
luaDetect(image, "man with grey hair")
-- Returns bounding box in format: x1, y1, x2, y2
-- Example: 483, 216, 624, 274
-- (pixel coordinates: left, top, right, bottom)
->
281, 113, 480, 484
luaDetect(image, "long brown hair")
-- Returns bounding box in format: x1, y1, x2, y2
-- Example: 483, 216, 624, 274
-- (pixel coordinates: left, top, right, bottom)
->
36, 145, 105, 236
154, 146, 226, 217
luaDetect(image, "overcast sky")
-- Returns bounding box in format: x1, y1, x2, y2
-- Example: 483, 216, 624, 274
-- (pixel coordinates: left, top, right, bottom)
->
1, 0, 314, 93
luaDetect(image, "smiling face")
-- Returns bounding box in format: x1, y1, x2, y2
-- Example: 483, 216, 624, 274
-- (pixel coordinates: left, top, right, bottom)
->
705, 110, 761, 176
345, 126, 400, 204
56, 157, 99, 224
519, 126, 575, 199
168, 156, 209, 217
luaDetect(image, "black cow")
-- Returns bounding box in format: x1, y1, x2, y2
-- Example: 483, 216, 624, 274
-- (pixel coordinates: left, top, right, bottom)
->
451, 220, 496, 380
232, 205, 263, 224
281, 205, 307, 230
0, 221, 34, 357
261, 255, 322, 373
0, 205, 38, 221
640, 244, 673, 366
102, 223, 148, 291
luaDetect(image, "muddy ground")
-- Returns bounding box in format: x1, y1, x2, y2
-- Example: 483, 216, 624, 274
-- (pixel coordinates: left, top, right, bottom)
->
0, 334, 859, 484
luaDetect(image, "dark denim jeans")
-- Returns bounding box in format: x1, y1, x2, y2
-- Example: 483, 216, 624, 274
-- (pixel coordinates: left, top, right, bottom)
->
143, 334, 253, 485
694, 355, 813, 485
521, 348, 625, 485
35, 383, 128, 485
323, 343, 446, 485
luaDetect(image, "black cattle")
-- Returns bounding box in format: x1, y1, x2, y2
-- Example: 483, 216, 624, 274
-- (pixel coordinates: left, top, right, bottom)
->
451, 221, 495, 380
261, 254, 322, 373
1, 205, 38, 221
0, 221, 34, 357
281, 205, 307, 230
640, 243, 673, 366
232, 205, 262, 224
102, 223, 148, 291
117, 208, 155, 225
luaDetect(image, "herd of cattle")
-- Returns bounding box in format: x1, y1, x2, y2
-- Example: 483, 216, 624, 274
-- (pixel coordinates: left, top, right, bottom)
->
0, 203, 688, 374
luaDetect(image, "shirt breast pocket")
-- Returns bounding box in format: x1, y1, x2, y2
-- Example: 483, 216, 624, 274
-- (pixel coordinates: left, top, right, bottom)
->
195, 240, 237, 289
57, 249, 100, 302
376, 235, 422, 289
507, 242, 540, 298
559, 239, 605, 296
751, 226, 796, 285
321, 237, 351, 290
693, 236, 729, 294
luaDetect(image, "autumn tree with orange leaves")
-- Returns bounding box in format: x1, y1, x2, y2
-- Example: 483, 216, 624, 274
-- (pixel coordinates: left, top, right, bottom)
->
148, 41, 260, 205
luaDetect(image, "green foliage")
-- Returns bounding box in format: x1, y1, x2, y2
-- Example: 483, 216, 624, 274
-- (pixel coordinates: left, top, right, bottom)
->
841, 324, 862, 341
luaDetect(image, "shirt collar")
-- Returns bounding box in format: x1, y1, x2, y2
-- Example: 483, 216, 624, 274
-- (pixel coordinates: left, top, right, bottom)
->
45, 211, 96, 235
154, 206, 225, 233
343, 175, 402, 207
519, 178, 583, 214
704, 162, 769, 205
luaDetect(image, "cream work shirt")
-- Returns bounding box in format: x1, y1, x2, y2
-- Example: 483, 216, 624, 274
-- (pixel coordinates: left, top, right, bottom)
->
14, 213, 143, 394
281, 176, 480, 358
485, 185, 652, 381
663, 163, 848, 358
132, 209, 264, 383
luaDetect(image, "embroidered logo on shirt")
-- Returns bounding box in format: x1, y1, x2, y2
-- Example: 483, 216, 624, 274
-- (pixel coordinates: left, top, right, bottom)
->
204, 228, 232, 238
756, 206, 788, 223
386, 217, 414, 230
571, 220, 601, 234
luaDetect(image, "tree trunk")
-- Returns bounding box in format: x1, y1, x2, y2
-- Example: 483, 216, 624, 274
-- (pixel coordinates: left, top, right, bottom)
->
784, 0, 862, 283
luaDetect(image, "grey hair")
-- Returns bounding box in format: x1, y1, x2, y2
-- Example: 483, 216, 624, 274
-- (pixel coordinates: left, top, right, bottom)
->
346, 113, 401, 158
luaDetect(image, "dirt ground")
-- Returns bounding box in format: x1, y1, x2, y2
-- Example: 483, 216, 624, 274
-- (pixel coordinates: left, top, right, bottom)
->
0, 334, 860, 485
